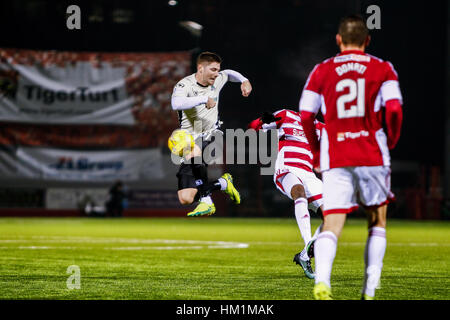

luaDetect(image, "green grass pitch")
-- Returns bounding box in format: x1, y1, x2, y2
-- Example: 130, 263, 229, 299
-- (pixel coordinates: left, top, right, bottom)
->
0, 217, 448, 300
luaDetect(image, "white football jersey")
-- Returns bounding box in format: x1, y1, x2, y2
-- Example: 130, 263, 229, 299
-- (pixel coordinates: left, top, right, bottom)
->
172, 72, 229, 138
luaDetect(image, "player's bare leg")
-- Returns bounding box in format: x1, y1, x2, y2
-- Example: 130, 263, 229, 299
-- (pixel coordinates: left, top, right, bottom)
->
367, 204, 387, 228
362, 204, 387, 300
313, 213, 346, 299
177, 188, 197, 205
321, 213, 347, 238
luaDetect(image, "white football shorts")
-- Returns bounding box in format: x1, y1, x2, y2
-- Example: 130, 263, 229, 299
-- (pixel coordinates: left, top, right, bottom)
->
322, 166, 394, 216
274, 167, 323, 212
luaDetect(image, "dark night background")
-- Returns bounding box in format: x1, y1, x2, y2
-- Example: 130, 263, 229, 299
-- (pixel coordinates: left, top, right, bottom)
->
0, 0, 448, 218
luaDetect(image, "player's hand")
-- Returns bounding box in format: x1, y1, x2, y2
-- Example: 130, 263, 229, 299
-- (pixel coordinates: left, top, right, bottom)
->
241, 80, 252, 97
206, 97, 216, 109
261, 111, 281, 124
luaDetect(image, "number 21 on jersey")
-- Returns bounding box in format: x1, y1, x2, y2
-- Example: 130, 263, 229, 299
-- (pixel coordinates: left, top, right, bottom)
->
336, 78, 365, 119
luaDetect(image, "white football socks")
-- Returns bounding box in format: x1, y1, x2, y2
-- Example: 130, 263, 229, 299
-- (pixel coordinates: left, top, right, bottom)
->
314, 231, 338, 287
362, 227, 386, 297
218, 177, 227, 191
294, 198, 312, 247
200, 195, 213, 205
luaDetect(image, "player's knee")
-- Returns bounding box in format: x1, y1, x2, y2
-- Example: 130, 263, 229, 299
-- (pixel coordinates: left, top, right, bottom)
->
323, 224, 343, 239
178, 192, 195, 205
291, 184, 306, 200
179, 196, 193, 205
322, 214, 347, 238
367, 207, 387, 228
369, 217, 386, 229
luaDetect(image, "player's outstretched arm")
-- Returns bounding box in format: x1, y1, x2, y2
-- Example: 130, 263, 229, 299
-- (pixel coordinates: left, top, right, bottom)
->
248, 118, 263, 130
222, 69, 252, 97
248, 111, 282, 131
171, 96, 209, 110
385, 99, 403, 149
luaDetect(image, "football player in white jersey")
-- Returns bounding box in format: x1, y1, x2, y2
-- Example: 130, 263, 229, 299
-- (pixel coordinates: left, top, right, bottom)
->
171, 52, 252, 216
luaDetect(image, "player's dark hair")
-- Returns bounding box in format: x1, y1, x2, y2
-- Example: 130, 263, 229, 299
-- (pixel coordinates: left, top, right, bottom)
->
338, 15, 369, 46
196, 52, 222, 65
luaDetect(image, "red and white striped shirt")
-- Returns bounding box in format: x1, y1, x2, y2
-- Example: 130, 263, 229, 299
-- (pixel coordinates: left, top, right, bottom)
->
248, 109, 324, 173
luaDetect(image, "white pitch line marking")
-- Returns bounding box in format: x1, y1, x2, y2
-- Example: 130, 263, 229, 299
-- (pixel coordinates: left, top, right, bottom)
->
0, 237, 447, 248
0, 237, 249, 250
246, 241, 449, 247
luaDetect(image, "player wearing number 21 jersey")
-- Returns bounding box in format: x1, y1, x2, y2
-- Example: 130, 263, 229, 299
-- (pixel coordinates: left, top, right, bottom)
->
299, 15, 403, 300
300, 49, 402, 171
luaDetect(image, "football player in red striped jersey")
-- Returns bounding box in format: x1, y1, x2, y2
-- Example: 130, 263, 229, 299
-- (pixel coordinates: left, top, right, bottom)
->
249, 109, 324, 280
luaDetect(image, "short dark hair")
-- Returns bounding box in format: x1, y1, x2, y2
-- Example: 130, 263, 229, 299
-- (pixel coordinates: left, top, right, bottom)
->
338, 15, 369, 46
196, 51, 222, 65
